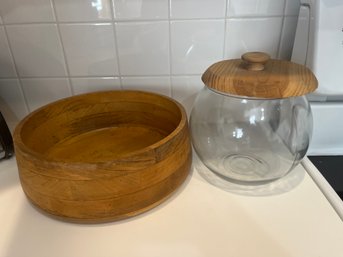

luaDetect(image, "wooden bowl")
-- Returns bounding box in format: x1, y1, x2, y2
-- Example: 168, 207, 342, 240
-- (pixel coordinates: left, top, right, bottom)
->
14, 91, 191, 223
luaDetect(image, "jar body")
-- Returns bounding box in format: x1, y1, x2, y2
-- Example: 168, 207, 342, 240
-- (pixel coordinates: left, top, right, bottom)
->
190, 87, 313, 184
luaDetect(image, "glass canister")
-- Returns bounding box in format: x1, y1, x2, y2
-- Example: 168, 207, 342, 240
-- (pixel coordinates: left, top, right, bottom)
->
190, 52, 318, 184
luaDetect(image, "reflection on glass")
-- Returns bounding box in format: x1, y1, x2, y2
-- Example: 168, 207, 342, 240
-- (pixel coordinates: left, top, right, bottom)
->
190, 87, 313, 184
233, 128, 243, 139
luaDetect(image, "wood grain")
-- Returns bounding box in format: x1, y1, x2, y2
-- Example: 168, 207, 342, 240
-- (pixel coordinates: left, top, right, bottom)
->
202, 52, 318, 98
14, 90, 192, 223
241, 52, 270, 71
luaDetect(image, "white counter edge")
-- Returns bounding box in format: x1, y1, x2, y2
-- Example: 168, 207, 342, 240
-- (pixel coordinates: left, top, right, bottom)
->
302, 157, 343, 221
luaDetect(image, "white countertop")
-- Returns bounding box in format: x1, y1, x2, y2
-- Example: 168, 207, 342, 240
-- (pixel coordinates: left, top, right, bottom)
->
1, 155, 343, 257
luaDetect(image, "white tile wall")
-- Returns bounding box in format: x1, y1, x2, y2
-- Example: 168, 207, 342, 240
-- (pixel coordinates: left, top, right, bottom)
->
0, 26, 16, 77
21, 78, 71, 111
116, 21, 169, 75
113, 0, 169, 20
122, 76, 171, 96
0, 79, 28, 120
171, 20, 225, 74
6, 24, 67, 77
225, 17, 284, 58
170, 0, 227, 19
53, 0, 112, 22
71, 77, 121, 94
0, 0, 301, 122
0, 0, 55, 24
171, 75, 203, 116
59, 23, 119, 76
228, 0, 285, 17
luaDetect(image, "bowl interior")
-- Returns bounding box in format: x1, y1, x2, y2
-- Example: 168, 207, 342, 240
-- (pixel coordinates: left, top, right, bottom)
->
18, 91, 183, 163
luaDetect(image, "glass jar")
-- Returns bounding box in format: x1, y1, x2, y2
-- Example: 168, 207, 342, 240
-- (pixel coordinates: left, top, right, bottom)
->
190, 52, 318, 184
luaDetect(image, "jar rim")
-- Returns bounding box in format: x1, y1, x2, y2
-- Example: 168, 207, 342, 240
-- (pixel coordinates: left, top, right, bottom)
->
205, 86, 299, 101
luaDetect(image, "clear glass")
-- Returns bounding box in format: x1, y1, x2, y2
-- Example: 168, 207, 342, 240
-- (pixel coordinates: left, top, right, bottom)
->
190, 87, 313, 184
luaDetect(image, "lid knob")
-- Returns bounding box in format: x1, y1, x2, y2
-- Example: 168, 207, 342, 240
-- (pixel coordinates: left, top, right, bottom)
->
241, 52, 270, 71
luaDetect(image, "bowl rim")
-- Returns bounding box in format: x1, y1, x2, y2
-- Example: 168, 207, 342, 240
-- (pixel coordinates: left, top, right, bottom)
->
13, 90, 188, 167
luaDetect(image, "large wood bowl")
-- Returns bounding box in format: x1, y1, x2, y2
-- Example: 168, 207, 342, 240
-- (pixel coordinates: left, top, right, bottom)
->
13, 91, 191, 223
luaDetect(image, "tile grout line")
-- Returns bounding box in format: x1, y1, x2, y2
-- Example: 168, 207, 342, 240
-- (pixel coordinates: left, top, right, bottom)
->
0, 15, 297, 27
110, 1, 124, 90
50, 0, 75, 96
0, 74, 203, 80
2, 25, 30, 115
168, 0, 173, 98
222, 0, 230, 59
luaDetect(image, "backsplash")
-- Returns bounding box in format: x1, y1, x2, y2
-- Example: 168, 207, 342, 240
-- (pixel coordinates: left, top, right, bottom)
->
0, 0, 300, 125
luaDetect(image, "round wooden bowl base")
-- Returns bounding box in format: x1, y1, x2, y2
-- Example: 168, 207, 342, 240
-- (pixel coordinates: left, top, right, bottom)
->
25, 156, 191, 223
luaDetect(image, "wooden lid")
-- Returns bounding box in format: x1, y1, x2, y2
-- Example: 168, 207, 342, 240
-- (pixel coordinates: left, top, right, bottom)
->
202, 52, 318, 98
